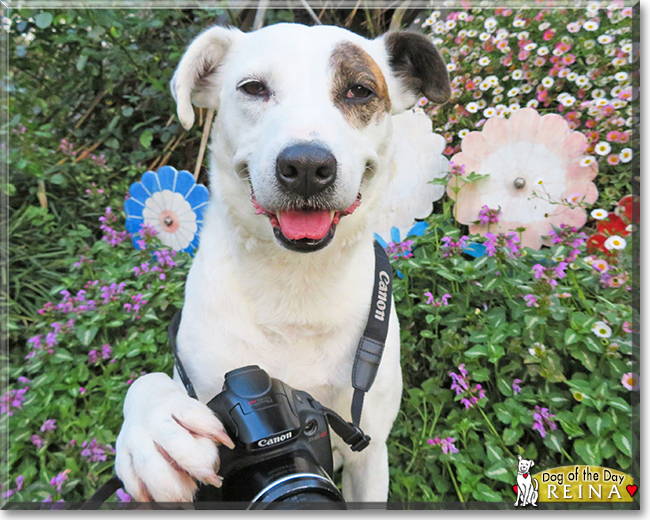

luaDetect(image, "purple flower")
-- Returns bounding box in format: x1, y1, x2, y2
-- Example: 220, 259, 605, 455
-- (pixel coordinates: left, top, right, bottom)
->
428, 436, 459, 454
27, 335, 42, 349
512, 379, 522, 395
31, 435, 43, 448
45, 332, 58, 348
2, 490, 14, 499
17, 376, 30, 385
50, 470, 70, 493
116, 488, 131, 502
40, 419, 57, 432
555, 261, 569, 279
440, 235, 469, 257
477, 205, 501, 225
524, 294, 538, 307
532, 405, 557, 438
386, 240, 414, 260
101, 344, 112, 359
532, 264, 545, 279
88, 350, 98, 364
449, 364, 486, 409
1, 388, 29, 415
81, 438, 111, 462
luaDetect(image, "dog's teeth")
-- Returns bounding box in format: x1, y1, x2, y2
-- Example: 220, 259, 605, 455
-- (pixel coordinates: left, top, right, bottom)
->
330, 210, 335, 222
276, 212, 282, 224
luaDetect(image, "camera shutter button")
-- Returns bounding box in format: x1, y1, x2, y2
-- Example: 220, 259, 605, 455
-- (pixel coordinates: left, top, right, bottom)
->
224, 365, 273, 398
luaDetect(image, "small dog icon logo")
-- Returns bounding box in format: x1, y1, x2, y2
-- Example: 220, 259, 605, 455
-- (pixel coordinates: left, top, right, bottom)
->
513, 455, 539, 507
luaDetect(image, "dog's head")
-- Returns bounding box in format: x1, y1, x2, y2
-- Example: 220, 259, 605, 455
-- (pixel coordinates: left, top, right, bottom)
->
517, 455, 535, 474
171, 23, 450, 253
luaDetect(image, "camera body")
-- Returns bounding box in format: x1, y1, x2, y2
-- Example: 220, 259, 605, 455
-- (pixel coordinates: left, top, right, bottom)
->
195, 365, 344, 508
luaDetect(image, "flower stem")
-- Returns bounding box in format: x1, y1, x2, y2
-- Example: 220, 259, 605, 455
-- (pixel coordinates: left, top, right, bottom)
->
446, 461, 465, 503
478, 406, 515, 458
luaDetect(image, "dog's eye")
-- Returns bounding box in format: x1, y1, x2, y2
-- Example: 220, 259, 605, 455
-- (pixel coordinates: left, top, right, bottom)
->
345, 85, 375, 102
239, 80, 269, 98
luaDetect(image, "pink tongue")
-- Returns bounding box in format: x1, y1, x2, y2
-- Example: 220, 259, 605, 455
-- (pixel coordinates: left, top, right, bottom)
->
278, 210, 332, 240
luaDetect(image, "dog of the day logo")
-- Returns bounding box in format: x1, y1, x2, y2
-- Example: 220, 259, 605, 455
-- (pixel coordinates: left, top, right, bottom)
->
513, 459, 636, 505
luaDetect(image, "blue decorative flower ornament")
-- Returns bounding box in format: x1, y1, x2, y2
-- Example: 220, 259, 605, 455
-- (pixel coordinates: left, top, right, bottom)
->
124, 166, 209, 254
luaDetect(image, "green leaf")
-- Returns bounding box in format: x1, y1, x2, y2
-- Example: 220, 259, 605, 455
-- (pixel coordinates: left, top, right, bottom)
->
486, 461, 512, 484
487, 343, 505, 364
140, 129, 154, 149
472, 483, 502, 501
613, 432, 632, 457
608, 397, 632, 414
35, 12, 54, 29
497, 378, 513, 397
586, 414, 610, 437
503, 427, 523, 445
75, 326, 98, 347
464, 344, 487, 359
559, 420, 584, 439
569, 347, 597, 372
574, 438, 601, 465
76, 54, 89, 72
543, 431, 564, 453
582, 335, 604, 353
564, 328, 580, 346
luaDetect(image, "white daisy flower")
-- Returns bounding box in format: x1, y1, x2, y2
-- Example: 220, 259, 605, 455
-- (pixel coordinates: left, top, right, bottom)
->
524, 42, 537, 51
580, 156, 596, 167
466, 102, 479, 113
507, 87, 520, 97
595, 142, 612, 156
583, 20, 600, 31
604, 236, 627, 250
467, 29, 478, 37
542, 77, 554, 88
513, 18, 526, 28
493, 85, 504, 95
509, 103, 521, 111
620, 148, 633, 163
576, 75, 590, 87
598, 34, 615, 45
478, 56, 490, 67
493, 94, 503, 103
526, 99, 539, 108
590, 209, 609, 220
484, 17, 497, 31
477, 99, 487, 109
522, 84, 533, 94
483, 107, 497, 118
567, 72, 578, 82
591, 321, 612, 338
479, 32, 491, 41
512, 70, 523, 80
458, 129, 470, 138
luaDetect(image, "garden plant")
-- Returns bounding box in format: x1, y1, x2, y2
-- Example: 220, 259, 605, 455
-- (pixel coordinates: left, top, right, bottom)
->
2, 3, 638, 507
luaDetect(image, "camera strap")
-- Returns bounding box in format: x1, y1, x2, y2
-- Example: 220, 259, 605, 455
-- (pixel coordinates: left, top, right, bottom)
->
350, 240, 393, 427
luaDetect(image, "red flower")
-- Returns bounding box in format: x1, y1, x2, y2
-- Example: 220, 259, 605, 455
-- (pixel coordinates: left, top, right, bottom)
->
597, 214, 629, 237
587, 233, 607, 254
617, 195, 636, 223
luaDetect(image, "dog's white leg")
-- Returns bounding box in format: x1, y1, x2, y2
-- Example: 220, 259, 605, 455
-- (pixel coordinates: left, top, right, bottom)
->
341, 440, 390, 502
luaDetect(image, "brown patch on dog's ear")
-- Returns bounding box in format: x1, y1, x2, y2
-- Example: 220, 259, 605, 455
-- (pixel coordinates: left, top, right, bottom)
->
330, 41, 391, 128
384, 31, 451, 107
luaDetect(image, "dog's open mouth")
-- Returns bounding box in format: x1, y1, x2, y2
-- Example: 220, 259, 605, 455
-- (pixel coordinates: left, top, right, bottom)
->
251, 194, 362, 253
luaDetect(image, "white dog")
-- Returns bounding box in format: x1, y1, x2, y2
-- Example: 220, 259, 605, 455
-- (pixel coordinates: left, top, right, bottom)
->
115, 22, 449, 504
514, 455, 539, 507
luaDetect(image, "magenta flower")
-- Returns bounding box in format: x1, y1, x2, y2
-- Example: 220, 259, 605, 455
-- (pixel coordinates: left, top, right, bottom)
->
81, 438, 113, 462
532, 405, 557, 438
532, 264, 545, 279
88, 350, 98, 364
555, 261, 569, 279
622, 321, 633, 333
512, 379, 522, 395
31, 435, 43, 448
40, 419, 57, 432
477, 205, 501, 225
50, 470, 70, 493
101, 344, 112, 359
116, 489, 131, 502
524, 294, 538, 307
428, 436, 459, 454
1, 388, 29, 416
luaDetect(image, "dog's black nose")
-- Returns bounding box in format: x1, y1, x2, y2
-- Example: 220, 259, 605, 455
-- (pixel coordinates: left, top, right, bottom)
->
276, 143, 337, 198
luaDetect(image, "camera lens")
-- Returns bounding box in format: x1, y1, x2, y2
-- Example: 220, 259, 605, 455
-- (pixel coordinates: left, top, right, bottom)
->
219, 450, 345, 509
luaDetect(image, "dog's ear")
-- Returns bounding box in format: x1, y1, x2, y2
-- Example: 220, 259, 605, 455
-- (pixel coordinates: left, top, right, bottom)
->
170, 26, 242, 130
518, 455, 523, 461
380, 31, 450, 113
530, 461, 535, 467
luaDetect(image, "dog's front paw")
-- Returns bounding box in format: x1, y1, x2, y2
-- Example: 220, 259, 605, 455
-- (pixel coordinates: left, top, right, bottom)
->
115, 373, 234, 502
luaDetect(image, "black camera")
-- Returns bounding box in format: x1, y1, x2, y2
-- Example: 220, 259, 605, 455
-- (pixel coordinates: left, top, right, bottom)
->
194, 365, 370, 509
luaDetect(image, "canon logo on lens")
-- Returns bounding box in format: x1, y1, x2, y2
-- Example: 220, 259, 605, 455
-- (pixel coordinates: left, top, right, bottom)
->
258, 431, 293, 448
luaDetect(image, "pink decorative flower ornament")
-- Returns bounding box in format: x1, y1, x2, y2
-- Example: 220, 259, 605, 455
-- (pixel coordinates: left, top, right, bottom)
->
447, 108, 598, 249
